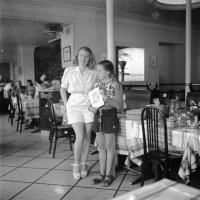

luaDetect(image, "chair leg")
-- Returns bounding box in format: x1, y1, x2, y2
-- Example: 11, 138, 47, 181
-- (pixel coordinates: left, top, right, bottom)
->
16, 118, 19, 132
11, 110, 15, 126
20, 120, 23, 133
10, 115, 13, 126
49, 129, 54, 154
53, 133, 58, 158
69, 131, 73, 151
140, 159, 147, 186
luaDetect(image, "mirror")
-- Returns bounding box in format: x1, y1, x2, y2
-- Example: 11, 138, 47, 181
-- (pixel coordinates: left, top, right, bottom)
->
116, 46, 145, 82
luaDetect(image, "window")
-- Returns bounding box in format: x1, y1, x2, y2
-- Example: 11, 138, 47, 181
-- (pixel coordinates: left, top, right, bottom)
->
116, 46, 145, 82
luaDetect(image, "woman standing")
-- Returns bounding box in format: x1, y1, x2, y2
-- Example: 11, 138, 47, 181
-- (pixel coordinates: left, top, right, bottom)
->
60, 47, 97, 179
89, 60, 123, 187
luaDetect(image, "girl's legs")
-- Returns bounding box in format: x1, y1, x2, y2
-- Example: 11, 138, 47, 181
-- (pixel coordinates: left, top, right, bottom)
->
97, 132, 106, 175
104, 133, 115, 176
101, 133, 115, 186
92, 132, 106, 184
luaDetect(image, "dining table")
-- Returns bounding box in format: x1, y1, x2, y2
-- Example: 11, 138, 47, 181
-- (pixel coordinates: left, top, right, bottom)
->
12, 95, 40, 119
22, 97, 39, 119
116, 111, 200, 184
110, 178, 200, 200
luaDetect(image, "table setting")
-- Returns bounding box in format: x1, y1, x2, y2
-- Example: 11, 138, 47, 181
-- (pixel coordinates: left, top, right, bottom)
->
116, 102, 200, 184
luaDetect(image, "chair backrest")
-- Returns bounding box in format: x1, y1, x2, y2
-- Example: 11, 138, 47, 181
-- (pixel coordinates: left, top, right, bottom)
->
141, 105, 169, 163
8, 90, 15, 111
48, 99, 58, 127
16, 94, 23, 114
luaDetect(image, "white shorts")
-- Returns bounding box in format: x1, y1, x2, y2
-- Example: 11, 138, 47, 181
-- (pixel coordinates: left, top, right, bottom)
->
67, 109, 94, 124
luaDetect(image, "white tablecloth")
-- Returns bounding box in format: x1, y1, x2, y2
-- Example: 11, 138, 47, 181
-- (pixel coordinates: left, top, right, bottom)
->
111, 178, 200, 200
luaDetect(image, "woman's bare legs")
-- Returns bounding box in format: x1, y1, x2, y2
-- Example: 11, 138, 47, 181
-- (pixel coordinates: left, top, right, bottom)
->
71, 122, 93, 177
71, 123, 85, 178
81, 122, 92, 163
80, 122, 93, 173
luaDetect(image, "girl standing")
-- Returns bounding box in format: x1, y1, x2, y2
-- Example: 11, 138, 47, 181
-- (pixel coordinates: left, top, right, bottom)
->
89, 60, 123, 187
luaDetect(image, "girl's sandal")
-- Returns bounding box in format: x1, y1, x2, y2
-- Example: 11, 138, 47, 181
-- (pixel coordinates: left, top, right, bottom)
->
92, 174, 105, 184
102, 175, 114, 187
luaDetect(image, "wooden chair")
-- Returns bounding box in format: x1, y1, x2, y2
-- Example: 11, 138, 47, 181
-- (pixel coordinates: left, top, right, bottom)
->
140, 105, 182, 186
16, 94, 25, 133
48, 99, 75, 158
7, 91, 16, 126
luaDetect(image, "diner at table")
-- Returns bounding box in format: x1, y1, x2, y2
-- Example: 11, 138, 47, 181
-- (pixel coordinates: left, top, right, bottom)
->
7, 78, 62, 133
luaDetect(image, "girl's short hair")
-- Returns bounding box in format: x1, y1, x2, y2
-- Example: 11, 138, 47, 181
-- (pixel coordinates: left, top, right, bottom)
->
98, 60, 116, 79
73, 46, 96, 69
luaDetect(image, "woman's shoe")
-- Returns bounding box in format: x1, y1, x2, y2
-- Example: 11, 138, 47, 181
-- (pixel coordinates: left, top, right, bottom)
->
80, 162, 89, 178
71, 163, 81, 180
102, 175, 114, 187
92, 174, 105, 184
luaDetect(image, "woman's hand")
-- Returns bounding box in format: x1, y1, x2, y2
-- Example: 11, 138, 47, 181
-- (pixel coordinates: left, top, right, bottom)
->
88, 106, 98, 113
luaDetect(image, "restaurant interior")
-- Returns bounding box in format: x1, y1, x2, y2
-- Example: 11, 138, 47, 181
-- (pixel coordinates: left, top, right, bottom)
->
1, 0, 200, 199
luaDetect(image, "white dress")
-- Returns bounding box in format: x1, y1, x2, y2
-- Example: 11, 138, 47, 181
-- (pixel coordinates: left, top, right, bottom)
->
61, 66, 97, 123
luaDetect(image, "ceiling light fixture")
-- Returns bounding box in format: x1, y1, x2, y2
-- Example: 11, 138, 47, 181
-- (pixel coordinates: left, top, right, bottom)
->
43, 24, 63, 35
152, 0, 200, 10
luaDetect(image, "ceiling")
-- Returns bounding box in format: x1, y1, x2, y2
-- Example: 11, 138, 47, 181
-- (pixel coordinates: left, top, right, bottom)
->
1, 0, 200, 48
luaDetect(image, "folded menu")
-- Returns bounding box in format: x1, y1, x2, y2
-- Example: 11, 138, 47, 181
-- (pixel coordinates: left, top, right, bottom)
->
88, 87, 104, 108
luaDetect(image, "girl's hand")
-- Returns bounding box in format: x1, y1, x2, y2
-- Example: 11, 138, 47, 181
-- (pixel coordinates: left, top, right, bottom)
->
88, 106, 98, 113
99, 89, 108, 101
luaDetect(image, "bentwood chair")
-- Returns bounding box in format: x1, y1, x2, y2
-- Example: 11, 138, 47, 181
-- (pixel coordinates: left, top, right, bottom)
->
48, 99, 75, 158
16, 94, 25, 133
8, 91, 16, 126
140, 105, 182, 186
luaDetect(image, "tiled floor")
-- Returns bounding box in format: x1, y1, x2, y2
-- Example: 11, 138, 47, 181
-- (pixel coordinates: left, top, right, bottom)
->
0, 114, 199, 200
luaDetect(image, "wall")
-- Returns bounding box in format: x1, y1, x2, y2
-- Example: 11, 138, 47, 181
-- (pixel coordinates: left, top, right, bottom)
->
61, 24, 74, 68
0, 46, 17, 81
1, 0, 200, 84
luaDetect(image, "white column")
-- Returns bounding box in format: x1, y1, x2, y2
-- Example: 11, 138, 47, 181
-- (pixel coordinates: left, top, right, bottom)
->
17, 45, 35, 84
106, 0, 115, 65
185, 0, 192, 98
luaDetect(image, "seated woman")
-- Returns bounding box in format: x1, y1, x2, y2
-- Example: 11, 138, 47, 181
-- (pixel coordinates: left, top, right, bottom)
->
12, 80, 26, 97
3, 81, 14, 99
34, 74, 50, 98
25, 79, 35, 98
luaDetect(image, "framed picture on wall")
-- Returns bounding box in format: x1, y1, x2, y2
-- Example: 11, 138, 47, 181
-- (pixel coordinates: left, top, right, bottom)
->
63, 46, 71, 62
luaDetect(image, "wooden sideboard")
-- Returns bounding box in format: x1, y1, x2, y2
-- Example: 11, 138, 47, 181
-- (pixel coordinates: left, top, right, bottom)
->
39, 90, 61, 130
